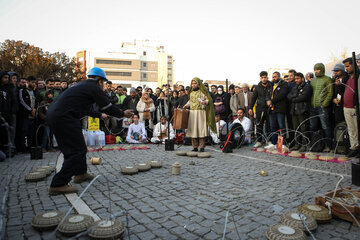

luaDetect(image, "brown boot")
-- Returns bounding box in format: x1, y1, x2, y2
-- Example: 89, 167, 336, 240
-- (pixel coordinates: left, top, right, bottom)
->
73, 173, 95, 184
49, 184, 78, 195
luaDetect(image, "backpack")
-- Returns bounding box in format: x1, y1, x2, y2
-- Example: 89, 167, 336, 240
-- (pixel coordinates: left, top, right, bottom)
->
334, 122, 350, 155
310, 130, 325, 152
214, 96, 225, 114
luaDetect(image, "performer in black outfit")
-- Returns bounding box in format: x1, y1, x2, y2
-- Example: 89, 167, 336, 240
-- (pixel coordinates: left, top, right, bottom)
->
48, 67, 133, 195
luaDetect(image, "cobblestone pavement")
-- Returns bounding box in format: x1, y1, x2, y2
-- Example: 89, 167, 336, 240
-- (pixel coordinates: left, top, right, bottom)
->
1, 145, 360, 239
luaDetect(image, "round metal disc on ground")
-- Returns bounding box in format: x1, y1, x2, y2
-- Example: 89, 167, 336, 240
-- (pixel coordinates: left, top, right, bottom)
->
318, 155, 333, 161
297, 204, 332, 223
136, 163, 151, 172
36, 167, 52, 176
137, 144, 148, 148
58, 214, 94, 237
186, 151, 198, 157
305, 152, 317, 159
121, 145, 132, 150
176, 151, 187, 156
148, 160, 162, 168
197, 152, 211, 158
88, 219, 125, 240
38, 165, 56, 173
25, 171, 46, 182
120, 166, 138, 175
289, 151, 302, 157
266, 224, 306, 240
337, 156, 349, 162
32, 210, 65, 231
281, 212, 317, 232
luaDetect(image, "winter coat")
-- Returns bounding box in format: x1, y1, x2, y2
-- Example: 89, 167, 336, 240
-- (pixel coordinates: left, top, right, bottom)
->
267, 80, 289, 114
250, 81, 273, 111
310, 63, 333, 108
287, 82, 313, 115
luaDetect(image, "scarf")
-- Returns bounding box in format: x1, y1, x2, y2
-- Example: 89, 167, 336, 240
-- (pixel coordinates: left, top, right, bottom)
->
189, 77, 217, 133
141, 95, 153, 120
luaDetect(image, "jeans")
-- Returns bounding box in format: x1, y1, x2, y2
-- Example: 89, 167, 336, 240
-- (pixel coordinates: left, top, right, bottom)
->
309, 107, 332, 148
18, 118, 35, 152
269, 112, 286, 145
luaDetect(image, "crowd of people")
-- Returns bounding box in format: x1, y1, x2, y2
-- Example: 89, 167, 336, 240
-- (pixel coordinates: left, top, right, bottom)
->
1, 58, 360, 161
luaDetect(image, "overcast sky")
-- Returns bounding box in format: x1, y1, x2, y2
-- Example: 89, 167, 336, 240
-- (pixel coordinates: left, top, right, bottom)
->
0, 0, 359, 85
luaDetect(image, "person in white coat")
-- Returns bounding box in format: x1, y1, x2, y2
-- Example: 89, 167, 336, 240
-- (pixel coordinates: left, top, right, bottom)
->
151, 115, 175, 143
233, 108, 252, 144
136, 92, 155, 136
209, 113, 226, 144
126, 114, 147, 143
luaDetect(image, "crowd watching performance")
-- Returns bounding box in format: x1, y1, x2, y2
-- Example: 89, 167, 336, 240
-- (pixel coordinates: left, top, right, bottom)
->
1, 58, 360, 194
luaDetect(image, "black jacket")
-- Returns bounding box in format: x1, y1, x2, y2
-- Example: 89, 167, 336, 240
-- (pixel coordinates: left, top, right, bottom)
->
122, 95, 139, 111
18, 88, 38, 118
177, 95, 188, 108
287, 82, 312, 115
268, 80, 289, 114
104, 90, 118, 104
250, 81, 273, 111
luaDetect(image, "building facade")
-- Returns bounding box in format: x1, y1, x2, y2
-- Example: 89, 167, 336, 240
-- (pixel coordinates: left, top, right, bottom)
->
76, 40, 174, 91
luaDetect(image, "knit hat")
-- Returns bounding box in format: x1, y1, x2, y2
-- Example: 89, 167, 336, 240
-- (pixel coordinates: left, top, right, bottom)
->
332, 63, 345, 72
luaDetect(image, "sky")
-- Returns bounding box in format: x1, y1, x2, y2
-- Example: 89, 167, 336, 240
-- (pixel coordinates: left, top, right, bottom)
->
0, 0, 359, 85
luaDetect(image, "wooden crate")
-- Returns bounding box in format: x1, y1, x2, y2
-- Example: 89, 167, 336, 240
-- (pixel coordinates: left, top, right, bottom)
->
316, 189, 360, 227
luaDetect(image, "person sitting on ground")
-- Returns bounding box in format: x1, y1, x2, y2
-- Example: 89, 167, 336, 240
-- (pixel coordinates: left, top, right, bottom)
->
233, 108, 252, 145
209, 113, 225, 144
151, 115, 175, 143
126, 113, 147, 143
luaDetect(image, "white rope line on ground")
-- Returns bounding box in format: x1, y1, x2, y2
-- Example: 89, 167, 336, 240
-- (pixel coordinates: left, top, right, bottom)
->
208, 147, 351, 178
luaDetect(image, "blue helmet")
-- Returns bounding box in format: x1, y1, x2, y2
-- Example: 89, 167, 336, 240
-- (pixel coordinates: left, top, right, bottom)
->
87, 67, 107, 80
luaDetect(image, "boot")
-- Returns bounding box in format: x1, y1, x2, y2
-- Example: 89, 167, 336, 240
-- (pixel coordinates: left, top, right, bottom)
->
192, 148, 198, 152
73, 173, 95, 184
199, 148, 205, 152
49, 184, 78, 195
347, 148, 359, 157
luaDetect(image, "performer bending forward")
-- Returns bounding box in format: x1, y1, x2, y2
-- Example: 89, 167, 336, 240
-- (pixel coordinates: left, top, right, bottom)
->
184, 77, 216, 152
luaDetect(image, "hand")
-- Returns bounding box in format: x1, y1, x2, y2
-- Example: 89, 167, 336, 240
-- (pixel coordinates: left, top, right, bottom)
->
333, 98, 339, 105
335, 79, 341, 86
249, 109, 253, 115
101, 113, 109, 120
124, 109, 134, 118
201, 101, 207, 105
144, 108, 149, 112
254, 113, 257, 119
266, 100, 272, 106
139, 135, 142, 139
131, 136, 134, 139
31, 109, 36, 117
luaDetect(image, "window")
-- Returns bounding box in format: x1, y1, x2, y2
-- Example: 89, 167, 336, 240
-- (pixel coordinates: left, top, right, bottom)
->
143, 73, 147, 78
96, 59, 132, 65
105, 72, 132, 76
143, 62, 147, 67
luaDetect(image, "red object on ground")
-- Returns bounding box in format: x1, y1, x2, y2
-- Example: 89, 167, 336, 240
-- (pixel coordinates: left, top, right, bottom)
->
105, 135, 116, 144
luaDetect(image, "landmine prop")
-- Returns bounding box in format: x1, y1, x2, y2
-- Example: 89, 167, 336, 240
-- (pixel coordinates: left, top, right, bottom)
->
269, 150, 278, 154
25, 171, 47, 182
318, 155, 334, 161
176, 151, 187, 156
186, 151, 198, 157
88, 219, 125, 240
120, 166, 138, 175
256, 148, 265, 152
337, 156, 349, 162
34, 168, 51, 176
135, 163, 151, 172
91, 157, 101, 165
281, 146, 290, 153
305, 152, 317, 160
197, 152, 211, 158
297, 204, 332, 223
260, 169, 267, 177
148, 160, 162, 168
288, 151, 302, 158
58, 214, 94, 236
316, 188, 360, 226
38, 165, 55, 174
172, 162, 181, 175
280, 212, 317, 233
266, 224, 306, 240
32, 210, 65, 231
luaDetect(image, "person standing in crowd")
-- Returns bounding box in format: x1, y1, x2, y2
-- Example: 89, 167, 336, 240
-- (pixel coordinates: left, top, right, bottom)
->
122, 87, 139, 111
0, 71, 17, 156
306, 72, 314, 84
185, 86, 190, 96
147, 87, 157, 103
39, 79, 58, 102
47, 67, 133, 195
214, 85, 227, 121
170, 90, 179, 118
332, 63, 348, 125
150, 115, 175, 143
342, 58, 359, 158
239, 83, 253, 117
7, 72, 19, 154
126, 113, 147, 143
155, 91, 169, 123
287, 72, 312, 152
233, 108, 252, 144
265, 71, 289, 149
60, 80, 68, 92
309, 63, 333, 152
18, 76, 38, 153
136, 86, 143, 98
115, 86, 126, 108
37, 79, 45, 91
285, 69, 297, 145
183, 77, 216, 152
137, 91, 155, 138
210, 85, 217, 101
230, 85, 240, 116
38, 90, 55, 152
177, 89, 188, 108
104, 81, 118, 130
250, 71, 273, 148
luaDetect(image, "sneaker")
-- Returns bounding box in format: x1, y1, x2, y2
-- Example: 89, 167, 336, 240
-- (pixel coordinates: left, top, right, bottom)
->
347, 149, 359, 157
49, 184, 78, 195
73, 173, 95, 184
323, 147, 331, 153
254, 142, 262, 148
264, 143, 276, 150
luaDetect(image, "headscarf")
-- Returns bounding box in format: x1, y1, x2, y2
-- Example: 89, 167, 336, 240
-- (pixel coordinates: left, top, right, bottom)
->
189, 77, 216, 133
